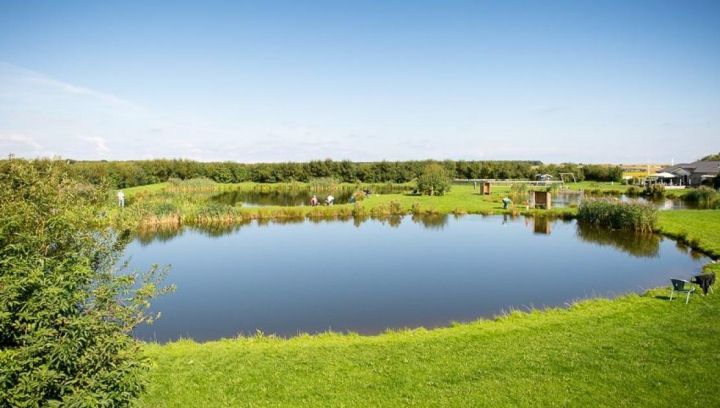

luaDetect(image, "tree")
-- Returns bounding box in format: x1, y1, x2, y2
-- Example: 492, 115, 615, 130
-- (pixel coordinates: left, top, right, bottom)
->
0, 159, 171, 406
700, 152, 720, 161
416, 164, 451, 196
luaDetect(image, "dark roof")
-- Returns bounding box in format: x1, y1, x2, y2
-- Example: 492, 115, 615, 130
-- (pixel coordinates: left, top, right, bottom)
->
660, 161, 720, 175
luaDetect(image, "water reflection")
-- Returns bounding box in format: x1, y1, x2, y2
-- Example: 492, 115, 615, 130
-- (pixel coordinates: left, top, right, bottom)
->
548, 192, 711, 210
136, 213, 454, 243
533, 216, 552, 235
575, 224, 660, 258
411, 213, 449, 230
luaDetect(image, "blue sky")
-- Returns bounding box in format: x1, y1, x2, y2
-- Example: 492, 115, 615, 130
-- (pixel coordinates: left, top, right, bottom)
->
1, 1, 718, 163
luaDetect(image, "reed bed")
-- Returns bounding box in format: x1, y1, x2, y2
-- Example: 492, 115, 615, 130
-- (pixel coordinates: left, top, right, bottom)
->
684, 187, 720, 209
577, 200, 657, 232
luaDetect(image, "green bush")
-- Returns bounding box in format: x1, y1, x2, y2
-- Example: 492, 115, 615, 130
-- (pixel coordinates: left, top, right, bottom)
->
642, 183, 665, 198
577, 200, 657, 232
0, 159, 171, 406
626, 185, 641, 196
416, 164, 451, 196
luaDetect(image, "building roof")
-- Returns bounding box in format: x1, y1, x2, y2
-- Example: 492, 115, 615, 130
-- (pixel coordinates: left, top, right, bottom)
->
660, 161, 720, 175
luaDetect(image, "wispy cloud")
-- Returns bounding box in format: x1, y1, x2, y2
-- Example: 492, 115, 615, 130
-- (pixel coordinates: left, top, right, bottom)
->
0, 61, 138, 109
0, 132, 42, 150
79, 136, 110, 154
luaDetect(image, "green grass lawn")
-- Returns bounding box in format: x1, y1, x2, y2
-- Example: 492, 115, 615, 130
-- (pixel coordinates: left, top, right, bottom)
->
658, 210, 720, 257
141, 290, 720, 407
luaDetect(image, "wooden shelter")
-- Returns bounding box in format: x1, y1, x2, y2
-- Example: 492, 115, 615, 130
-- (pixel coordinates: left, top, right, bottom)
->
481, 182, 491, 195
534, 191, 551, 209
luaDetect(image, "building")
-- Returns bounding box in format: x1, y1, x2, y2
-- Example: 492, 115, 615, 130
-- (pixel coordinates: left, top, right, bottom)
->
656, 161, 720, 187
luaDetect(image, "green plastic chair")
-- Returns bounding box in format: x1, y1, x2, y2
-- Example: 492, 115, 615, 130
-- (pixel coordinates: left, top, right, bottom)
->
669, 279, 695, 304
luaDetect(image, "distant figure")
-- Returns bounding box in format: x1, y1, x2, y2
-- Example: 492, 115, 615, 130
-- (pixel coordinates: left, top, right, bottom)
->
326, 194, 335, 206
348, 195, 356, 204
310, 195, 319, 206
502, 197, 512, 209
117, 190, 125, 208
363, 188, 371, 197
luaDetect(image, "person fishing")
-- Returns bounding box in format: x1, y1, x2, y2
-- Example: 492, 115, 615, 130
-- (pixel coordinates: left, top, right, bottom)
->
310, 195, 319, 206
502, 196, 512, 209
325, 194, 335, 205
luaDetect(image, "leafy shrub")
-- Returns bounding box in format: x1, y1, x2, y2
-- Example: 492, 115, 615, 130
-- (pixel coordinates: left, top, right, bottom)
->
0, 159, 171, 406
626, 185, 641, 196
643, 183, 665, 198
416, 164, 451, 196
577, 200, 658, 232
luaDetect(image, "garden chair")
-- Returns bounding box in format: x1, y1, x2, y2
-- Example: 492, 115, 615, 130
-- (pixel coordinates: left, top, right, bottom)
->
669, 279, 695, 304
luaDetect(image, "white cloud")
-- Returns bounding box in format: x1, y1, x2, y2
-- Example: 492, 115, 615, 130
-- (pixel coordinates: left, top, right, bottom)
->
0, 132, 42, 150
0, 61, 138, 110
79, 136, 110, 154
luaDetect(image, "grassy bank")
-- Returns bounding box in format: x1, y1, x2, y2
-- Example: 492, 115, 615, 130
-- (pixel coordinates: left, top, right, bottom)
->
141, 290, 720, 407
658, 210, 720, 257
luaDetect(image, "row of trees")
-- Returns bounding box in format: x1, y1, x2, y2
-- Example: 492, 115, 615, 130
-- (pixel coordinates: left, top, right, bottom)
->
62, 159, 623, 188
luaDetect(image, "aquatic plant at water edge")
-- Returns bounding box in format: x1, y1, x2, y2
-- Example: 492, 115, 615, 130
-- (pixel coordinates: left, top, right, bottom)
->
684, 187, 720, 209
308, 177, 340, 192
510, 183, 528, 204
577, 200, 657, 232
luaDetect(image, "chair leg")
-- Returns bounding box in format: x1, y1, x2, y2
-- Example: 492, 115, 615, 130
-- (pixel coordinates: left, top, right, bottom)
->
670, 290, 674, 301
686, 291, 691, 304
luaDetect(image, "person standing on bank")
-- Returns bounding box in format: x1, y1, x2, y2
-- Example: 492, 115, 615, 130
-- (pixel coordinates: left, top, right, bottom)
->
117, 190, 125, 208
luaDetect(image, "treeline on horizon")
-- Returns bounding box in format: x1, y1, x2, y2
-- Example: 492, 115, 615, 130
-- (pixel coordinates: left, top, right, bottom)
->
54, 159, 623, 189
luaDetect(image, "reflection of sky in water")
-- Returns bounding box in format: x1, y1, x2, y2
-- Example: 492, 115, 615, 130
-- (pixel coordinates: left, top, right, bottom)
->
126, 215, 708, 342
547, 192, 701, 210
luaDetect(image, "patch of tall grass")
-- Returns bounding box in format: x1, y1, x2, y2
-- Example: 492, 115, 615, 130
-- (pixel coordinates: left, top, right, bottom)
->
166, 177, 222, 193
577, 200, 657, 232
684, 187, 720, 209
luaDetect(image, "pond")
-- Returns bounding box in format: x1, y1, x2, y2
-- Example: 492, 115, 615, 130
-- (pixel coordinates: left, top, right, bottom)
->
125, 215, 709, 342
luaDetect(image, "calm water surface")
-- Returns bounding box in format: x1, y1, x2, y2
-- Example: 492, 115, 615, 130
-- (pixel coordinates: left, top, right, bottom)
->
126, 215, 708, 342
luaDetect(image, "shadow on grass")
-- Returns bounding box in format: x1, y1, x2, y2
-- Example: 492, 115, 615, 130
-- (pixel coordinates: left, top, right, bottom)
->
654, 295, 672, 301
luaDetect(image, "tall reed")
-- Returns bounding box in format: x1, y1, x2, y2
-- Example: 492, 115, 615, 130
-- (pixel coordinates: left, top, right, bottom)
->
577, 200, 657, 232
